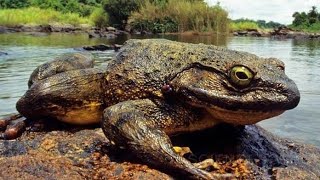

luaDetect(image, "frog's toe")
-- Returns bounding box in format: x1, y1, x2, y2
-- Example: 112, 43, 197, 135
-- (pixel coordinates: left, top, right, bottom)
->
173, 146, 192, 156
0, 114, 26, 140
0, 113, 22, 129
194, 159, 235, 179
193, 159, 219, 170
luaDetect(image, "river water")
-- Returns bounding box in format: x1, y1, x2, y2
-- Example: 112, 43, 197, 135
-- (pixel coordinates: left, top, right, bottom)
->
0, 33, 319, 147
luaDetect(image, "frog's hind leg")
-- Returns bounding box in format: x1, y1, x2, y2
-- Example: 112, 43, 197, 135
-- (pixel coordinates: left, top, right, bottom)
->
0, 113, 26, 140
28, 52, 94, 88
17, 68, 105, 125
102, 99, 229, 179
0, 53, 95, 140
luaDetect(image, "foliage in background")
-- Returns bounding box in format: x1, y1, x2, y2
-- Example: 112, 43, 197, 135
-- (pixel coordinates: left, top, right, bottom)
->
102, 0, 143, 29
0, 7, 91, 26
290, 6, 320, 32
129, 0, 229, 33
0, 0, 102, 17
230, 21, 259, 31
0, 0, 29, 8
1, 0, 293, 33
90, 7, 109, 27
231, 18, 283, 31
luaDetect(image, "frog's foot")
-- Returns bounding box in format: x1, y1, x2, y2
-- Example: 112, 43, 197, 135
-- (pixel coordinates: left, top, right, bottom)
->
102, 99, 228, 180
0, 113, 26, 140
173, 146, 192, 156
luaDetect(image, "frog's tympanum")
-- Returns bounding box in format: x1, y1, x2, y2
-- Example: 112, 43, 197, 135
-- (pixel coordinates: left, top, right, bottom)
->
1, 39, 300, 179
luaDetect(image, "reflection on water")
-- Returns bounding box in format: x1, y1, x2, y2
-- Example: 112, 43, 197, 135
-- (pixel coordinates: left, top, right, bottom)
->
0, 33, 319, 147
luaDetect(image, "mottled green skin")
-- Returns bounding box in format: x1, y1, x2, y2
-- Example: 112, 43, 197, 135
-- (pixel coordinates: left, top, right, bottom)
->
16, 39, 300, 179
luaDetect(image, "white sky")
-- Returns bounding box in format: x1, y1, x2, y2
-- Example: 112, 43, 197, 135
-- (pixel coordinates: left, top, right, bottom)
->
205, 0, 319, 24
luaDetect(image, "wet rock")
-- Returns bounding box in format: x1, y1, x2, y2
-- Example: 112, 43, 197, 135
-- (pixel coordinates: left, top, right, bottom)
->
233, 29, 267, 37
87, 27, 128, 39
270, 26, 320, 40
0, 26, 16, 33
106, 26, 117, 32
0, 51, 8, 56
82, 44, 122, 51
0, 124, 319, 179
24, 32, 49, 37
87, 30, 117, 39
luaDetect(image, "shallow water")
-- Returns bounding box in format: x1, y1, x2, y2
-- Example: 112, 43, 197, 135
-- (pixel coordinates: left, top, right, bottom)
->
0, 32, 319, 147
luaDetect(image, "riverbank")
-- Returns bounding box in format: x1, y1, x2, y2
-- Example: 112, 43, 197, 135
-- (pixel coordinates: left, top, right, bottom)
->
233, 26, 320, 39
2, 24, 319, 41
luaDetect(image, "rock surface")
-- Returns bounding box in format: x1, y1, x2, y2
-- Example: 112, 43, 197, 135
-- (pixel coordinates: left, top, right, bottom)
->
87, 27, 128, 39
270, 26, 320, 39
81, 44, 122, 51
0, 123, 319, 180
0, 51, 8, 56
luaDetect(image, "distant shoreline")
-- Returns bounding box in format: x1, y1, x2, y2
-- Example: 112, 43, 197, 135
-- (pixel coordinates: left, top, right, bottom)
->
1, 24, 320, 40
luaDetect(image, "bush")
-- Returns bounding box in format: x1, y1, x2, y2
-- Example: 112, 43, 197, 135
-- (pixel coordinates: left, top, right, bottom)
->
90, 7, 109, 27
230, 21, 259, 31
129, 0, 229, 33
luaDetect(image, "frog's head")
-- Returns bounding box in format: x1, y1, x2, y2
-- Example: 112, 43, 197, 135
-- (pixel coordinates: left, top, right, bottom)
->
168, 49, 300, 125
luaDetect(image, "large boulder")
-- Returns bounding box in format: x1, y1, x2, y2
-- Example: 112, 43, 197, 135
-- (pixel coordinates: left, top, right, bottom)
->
0, 124, 319, 179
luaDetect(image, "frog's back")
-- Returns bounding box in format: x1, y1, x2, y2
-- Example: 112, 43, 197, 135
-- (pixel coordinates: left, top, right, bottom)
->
107, 39, 260, 80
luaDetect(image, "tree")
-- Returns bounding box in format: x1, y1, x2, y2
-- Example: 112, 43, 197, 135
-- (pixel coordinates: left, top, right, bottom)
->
292, 11, 308, 26
308, 6, 318, 24
0, 0, 29, 9
103, 0, 143, 29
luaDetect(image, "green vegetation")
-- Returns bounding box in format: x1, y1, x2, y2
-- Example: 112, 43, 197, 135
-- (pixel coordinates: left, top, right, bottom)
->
129, 0, 229, 33
2, 0, 293, 34
90, 7, 109, 28
0, 0, 230, 34
231, 18, 282, 31
0, 7, 91, 26
231, 21, 259, 31
103, 0, 143, 29
290, 6, 320, 32
0, 0, 102, 16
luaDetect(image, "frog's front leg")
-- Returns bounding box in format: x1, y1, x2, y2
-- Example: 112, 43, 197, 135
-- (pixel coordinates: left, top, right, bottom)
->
102, 99, 220, 179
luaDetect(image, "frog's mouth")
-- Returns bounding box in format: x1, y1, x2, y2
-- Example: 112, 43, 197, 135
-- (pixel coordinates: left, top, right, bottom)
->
205, 105, 284, 125
181, 86, 288, 124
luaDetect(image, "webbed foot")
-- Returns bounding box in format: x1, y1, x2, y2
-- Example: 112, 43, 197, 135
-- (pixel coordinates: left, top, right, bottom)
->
0, 113, 26, 140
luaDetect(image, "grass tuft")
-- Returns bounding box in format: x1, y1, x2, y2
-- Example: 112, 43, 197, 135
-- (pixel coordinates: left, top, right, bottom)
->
0, 7, 92, 26
230, 21, 259, 31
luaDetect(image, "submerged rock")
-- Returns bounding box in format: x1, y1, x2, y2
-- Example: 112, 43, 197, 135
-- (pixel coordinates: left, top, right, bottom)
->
0, 124, 319, 179
82, 44, 122, 51
0, 51, 8, 56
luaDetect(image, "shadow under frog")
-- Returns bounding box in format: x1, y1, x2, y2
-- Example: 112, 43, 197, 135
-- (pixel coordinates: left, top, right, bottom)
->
0, 39, 300, 179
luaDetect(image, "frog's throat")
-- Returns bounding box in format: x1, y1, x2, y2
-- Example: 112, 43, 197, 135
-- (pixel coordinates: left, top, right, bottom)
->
205, 106, 284, 125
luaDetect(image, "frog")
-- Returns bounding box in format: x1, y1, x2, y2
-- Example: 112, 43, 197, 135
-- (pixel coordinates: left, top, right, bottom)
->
0, 39, 300, 179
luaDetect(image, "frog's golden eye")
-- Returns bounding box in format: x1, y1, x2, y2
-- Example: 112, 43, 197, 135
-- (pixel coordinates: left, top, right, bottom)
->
229, 66, 253, 87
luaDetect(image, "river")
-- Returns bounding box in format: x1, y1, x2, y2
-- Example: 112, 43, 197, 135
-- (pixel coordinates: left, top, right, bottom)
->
0, 32, 319, 147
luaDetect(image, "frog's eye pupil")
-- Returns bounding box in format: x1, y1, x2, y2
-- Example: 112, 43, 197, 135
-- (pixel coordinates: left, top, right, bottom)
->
235, 71, 248, 80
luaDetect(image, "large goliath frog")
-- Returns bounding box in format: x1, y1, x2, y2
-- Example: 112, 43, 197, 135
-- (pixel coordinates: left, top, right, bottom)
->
0, 39, 300, 179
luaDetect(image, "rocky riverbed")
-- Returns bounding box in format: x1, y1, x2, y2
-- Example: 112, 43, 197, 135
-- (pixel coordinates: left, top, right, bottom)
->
0, 122, 319, 179
233, 26, 320, 40
2, 24, 319, 40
